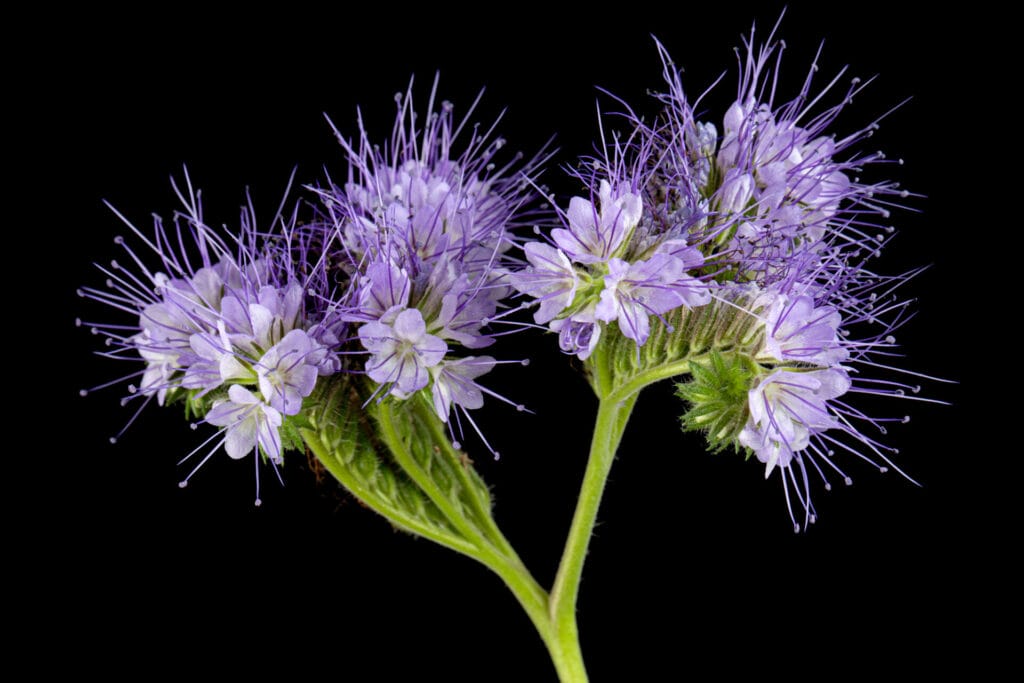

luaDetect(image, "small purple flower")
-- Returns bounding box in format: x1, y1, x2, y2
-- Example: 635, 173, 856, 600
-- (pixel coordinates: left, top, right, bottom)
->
552, 181, 642, 264
595, 254, 711, 345
552, 313, 601, 360
716, 169, 755, 214
509, 242, 578, 324
430, 356, 496, 422
132, 273, 224, 403
307, 323, 344, 376
435, 272, 500, 349
739, 367, 851, 477
134, 328, 183, 406
760, 293, 848, 366
359, 308, 448, 395
181, 325, 251, 395
257, 329, 321, 415
206, 385, 284, 462
348, 262, 411, 322
257, 283, 304, 336
150, 268, 225, 335
218, 294, 276, 355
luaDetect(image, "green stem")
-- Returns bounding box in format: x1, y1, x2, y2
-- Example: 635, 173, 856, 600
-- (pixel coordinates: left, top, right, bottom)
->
548, 390, 639, 682
610, 358, 692, 404
473, 546, 586, 683
376, 399, 587, 681
307, 377, 646, 681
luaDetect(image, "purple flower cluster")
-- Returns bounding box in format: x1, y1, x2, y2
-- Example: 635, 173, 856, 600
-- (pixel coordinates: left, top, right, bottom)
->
79, 32, 938, 528
678, 31, 929, 528
656, 34, 908, 286
513, 24, 939, 528
307, 79, 548, 444
80, 174, 339, 500
82, 80, 546, 494
511, 176, 711, 359
728, 255, 939, 529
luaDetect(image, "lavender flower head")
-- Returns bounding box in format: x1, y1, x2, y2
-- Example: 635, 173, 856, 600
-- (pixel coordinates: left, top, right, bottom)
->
515, 21, 945, 529
79, 172, 340, 502
307, 78, 550, 449
511, 145, 711, 357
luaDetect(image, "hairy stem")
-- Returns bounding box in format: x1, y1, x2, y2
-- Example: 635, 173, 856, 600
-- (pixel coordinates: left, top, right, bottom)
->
304, 384, 589, 681
548, 391, 639, 682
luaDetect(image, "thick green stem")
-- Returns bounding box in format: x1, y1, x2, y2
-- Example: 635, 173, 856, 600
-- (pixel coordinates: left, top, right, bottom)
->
548, 391, 639, 682
474, 547, 586, 683
374, 399, 589, 681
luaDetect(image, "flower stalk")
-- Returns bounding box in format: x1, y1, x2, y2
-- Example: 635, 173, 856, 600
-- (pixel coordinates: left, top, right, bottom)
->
300, 376, 590, 680
549, 388, 638, 682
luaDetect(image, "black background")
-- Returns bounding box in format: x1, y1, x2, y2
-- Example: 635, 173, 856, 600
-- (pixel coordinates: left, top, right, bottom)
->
20, 2, 992, 679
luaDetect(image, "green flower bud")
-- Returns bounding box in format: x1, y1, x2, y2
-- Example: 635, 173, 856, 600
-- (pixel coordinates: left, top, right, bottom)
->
676, 350, 760, 454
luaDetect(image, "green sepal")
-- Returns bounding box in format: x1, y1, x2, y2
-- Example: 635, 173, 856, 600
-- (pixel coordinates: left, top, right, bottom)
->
175, 386, 218, 420
676, 350, 759, 454
588, 288, 767, 400
278, 415, 307, 454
